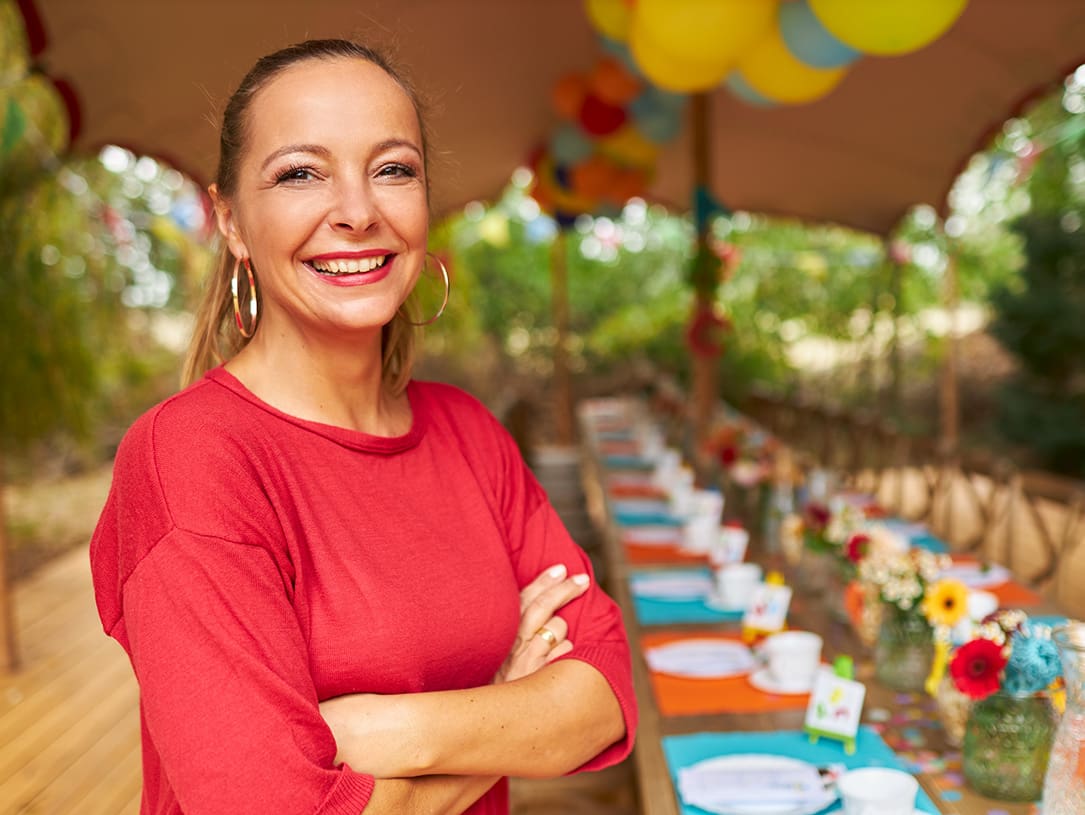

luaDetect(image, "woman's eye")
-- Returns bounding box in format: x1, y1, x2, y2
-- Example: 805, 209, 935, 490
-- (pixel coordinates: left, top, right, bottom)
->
275, 165, 316, 184
377, 163, 417, 179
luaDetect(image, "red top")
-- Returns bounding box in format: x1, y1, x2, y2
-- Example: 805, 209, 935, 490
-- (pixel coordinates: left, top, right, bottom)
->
91, 369, 636, 814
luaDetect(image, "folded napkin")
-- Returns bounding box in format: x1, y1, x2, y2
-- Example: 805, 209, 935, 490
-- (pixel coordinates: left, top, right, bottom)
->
678, 759, 830, 808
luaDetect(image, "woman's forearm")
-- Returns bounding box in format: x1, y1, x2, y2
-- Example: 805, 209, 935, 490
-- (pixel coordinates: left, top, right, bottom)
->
322, 659, 625, 779
363, 775, 498, 814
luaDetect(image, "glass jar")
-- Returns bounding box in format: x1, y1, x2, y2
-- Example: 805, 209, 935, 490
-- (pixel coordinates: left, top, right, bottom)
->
963, 691, 1057, 801
934, 674, 973, 748
1042, 622, 1085, 814
873, 603, 933, 692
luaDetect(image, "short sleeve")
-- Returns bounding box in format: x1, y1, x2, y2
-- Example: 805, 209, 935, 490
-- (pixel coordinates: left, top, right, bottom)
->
122, 531, 375, 814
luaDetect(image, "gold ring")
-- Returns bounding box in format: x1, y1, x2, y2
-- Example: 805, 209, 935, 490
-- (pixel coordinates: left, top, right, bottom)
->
535, 626, 558, 649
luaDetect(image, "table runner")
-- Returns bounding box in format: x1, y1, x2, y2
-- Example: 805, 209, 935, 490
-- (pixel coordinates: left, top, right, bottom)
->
630, 568, 744, 626
662, 728, 941, 814
641, 631, 810, 716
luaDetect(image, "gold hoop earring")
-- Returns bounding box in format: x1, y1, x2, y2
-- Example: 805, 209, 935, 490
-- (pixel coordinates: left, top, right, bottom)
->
231, 257, 259, 338
402, 252, 450, 326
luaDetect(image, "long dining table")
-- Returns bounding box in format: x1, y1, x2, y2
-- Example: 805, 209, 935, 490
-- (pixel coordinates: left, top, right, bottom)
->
577, 398, 1056, 815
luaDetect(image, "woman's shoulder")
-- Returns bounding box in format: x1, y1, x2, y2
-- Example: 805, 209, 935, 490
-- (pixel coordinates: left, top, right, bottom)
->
410, 380, 502, 430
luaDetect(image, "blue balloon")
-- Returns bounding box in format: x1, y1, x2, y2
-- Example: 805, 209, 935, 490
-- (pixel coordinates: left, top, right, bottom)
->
633, 105, 682, 144
550, 124, 593, 165
598, 36, 641, 77
726, 73, 775, 108
779, 0, 860, 69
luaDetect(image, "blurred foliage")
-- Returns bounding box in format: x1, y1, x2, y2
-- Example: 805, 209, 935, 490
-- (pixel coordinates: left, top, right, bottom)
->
986, 85, 1085, 477
1, 145, 211, 474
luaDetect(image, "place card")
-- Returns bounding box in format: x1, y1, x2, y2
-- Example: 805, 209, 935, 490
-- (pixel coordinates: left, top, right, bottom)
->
742, 582, 792, 635
804, 659, 866, 755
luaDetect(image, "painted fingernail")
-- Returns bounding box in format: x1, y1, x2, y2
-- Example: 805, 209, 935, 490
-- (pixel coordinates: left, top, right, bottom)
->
548, 564, 567, 579
572, 574, 590, 586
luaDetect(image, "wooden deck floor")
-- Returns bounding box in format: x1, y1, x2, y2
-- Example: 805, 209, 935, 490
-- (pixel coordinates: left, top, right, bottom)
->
0, 544, 636, 815
1, 545, 141, 815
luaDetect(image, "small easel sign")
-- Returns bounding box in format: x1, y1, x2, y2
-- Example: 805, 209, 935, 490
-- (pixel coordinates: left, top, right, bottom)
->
804, 656, 866, 755
741, 573, 792, 640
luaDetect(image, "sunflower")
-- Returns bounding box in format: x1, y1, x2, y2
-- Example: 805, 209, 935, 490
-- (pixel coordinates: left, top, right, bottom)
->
922, 579, 970, 628
949, 637, 1007, 699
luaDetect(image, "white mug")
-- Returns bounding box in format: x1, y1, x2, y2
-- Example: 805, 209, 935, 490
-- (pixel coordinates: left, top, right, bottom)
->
715, 562, 763, 610
761, 630, 822, 690
837, 767, 918, 815
682, 514, 718, 553
710, 525, 749, 566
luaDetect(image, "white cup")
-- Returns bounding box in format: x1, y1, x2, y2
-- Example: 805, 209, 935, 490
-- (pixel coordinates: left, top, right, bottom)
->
691, 488, 724, 521
837, 767, 918, 815
761, 630, 823, 690
682, 514, 718, 553
715, 562, 763, 610
951, 589, 999, 643
710, 525, 750, 566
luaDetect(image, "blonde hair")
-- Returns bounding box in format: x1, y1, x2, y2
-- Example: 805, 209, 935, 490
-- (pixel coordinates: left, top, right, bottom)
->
181, 39, 429, 393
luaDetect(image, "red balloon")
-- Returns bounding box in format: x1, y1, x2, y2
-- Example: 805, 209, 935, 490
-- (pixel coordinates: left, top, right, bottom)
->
578, 93, 627, 137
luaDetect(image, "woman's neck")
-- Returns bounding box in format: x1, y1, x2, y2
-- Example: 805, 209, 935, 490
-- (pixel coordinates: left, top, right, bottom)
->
225, 323, 410, 436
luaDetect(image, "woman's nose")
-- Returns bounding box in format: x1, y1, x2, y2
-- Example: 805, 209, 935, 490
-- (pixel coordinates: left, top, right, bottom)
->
328, 179, 378, 232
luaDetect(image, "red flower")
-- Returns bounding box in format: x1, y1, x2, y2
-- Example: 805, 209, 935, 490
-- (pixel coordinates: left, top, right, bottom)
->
803, 502, 830, 531
949, 638, 1007, 700
845, 533, 871, 563
718, 445, 738, 467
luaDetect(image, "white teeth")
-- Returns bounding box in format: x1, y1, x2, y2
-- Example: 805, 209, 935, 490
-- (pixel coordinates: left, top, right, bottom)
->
311, 256, 387, 274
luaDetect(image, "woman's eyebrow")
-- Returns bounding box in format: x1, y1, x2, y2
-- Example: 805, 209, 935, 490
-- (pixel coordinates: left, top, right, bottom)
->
260, 144, 330, 172
375, 138, 422, 158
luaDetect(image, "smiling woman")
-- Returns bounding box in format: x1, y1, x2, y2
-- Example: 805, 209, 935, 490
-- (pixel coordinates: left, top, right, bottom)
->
89, 39, 635, 815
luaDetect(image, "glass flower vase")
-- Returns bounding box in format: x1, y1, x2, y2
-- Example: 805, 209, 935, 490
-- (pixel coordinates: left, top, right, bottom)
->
873, 603, 933, 692
963, 691, 1057, 801
1042, 622, 1085, 814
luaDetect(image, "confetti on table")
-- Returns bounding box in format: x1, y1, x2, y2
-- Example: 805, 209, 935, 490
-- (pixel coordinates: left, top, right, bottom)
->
940, 771, 963, 787
986, 809, 1010, 815
939, 789, 963, 802
867, 707, 891, 722
895, 693, 916, 705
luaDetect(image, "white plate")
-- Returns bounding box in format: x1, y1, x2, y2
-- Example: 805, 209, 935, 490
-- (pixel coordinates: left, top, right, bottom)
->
631, 573, 714, 601
644, 639, 756, 679
938, 562, 1012, 589
747, 667, 815, 696
677, 754, 837, 815
623, 527, 682, 546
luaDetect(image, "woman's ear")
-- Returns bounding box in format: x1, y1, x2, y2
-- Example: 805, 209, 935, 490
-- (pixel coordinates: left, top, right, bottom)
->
208, 184, 249, 260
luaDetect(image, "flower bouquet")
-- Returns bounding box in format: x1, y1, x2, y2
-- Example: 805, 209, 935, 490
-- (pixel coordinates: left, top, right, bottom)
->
857, 547, 949, 690
933, 611, 1063, 800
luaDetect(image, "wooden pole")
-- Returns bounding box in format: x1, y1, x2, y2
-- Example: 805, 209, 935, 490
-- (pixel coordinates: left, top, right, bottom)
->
0, 454, 18, 671
886, 241, 903, 424
939, 248, 960, 456
550, 230, 575, 445
690, 93, 716, 445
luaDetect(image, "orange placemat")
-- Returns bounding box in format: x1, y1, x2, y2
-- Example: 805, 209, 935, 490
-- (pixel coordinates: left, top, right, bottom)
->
623, 538, 710, 566
640, 631, 810, 717
608, 483, 668, 500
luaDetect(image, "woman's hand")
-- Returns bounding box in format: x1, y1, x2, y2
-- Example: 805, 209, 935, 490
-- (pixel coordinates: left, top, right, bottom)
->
493, 564, 590, 684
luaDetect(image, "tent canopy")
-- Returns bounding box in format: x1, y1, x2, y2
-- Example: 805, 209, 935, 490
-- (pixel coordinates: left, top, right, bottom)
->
22, 0, 1085, 234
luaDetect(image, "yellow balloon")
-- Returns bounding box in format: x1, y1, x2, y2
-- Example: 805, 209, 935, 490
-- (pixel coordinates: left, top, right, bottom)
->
737, 24, 847, 105
629, 13, 732, 93
585, 0, 632, 43
634, 0, 778, 66
599, 125, 659, 169
809, 0, 968, 56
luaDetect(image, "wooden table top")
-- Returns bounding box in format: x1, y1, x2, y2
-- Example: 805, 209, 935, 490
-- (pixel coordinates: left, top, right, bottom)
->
580, 437, 1047, 815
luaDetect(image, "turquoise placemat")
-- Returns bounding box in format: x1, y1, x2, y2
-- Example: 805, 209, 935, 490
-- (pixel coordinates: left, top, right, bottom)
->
662, 728, 940, 814
630, 568, 744, 626
603, 454, 655, 471
909, 532, 948, 554
615, 509, 685, 527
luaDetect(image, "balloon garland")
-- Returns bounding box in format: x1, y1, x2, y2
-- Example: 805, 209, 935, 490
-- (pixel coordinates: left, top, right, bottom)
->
528, 1, 969, 224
